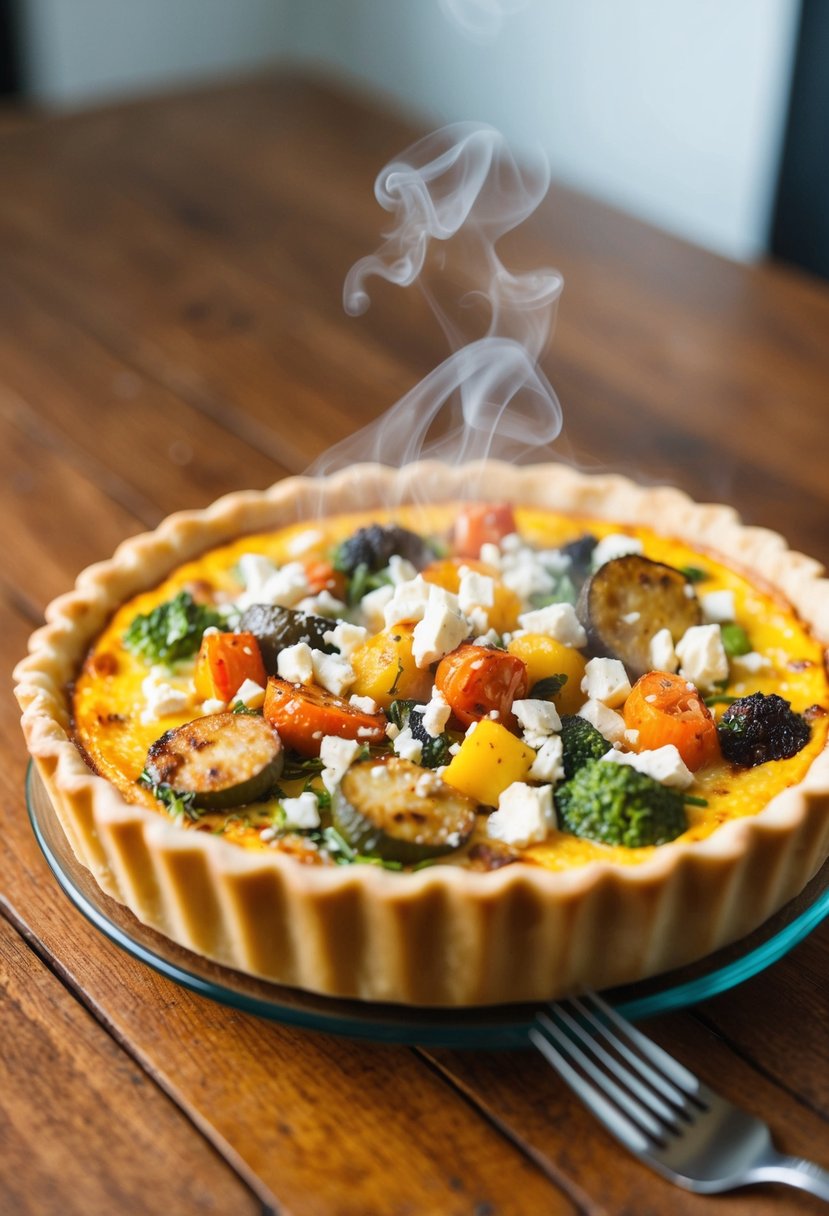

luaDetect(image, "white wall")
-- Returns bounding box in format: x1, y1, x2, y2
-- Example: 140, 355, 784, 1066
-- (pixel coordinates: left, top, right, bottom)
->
19, 0, 800, 260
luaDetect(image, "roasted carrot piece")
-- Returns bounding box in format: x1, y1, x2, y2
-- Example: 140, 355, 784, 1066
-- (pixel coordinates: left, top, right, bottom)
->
435, 643, 528, 729
453, 503, 517, 558
263, 677, 387, 757
194, 632, 267, 703
623, 671, 721, 771
302, 557, 346, 599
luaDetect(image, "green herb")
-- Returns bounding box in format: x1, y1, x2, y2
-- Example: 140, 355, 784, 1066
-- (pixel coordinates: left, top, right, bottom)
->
721, 622, 752, 658
320, 826, 404, 870
231, 701, 261, 716
138, 769, 202, 823
282, 754, 325, 781
342, 561, 393, 607
529, 572, 577, 609
679, 565, 709, 583
704, 693, 738, 707
387, 700, 451, 768
529, 674, 568, 700
387, 657, 405, 697
683, 795, 709, 807
123, 591, 224, 666
387, 699, 415, 731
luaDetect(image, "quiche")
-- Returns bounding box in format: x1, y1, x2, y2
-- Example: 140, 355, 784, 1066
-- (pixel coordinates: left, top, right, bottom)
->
14, 462, 829, 1006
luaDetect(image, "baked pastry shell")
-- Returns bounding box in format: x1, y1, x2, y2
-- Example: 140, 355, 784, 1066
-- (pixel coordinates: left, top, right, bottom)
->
14, 461, 829, 1006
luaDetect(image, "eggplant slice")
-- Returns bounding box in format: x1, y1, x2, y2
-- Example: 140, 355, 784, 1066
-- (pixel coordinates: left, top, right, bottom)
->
577, 555, 701, 678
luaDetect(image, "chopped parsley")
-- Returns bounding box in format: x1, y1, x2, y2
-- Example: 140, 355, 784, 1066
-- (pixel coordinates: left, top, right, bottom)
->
529, 674, 568, 700
123, 591, 224, 666
138, 769, 201, 823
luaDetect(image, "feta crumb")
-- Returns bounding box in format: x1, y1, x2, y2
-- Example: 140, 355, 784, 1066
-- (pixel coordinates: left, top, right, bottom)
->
233, 678, 266, 710
236, 556, 311, 611
320, 736, 361, 792
448, 742, 461, 756
415, 770, 442, 798
577, 699, 627, 744
516, 602, 587, 648
458, 567, 495, 612
592, 534, 644, 567
388, 554, 417, 585
486, 782, 555, 846
359, 583, 394, 632
393, 726, 423, 764
624, 728, 640, 746
140, 672, 192, 724
731, 650, 771, 673
281, 791, 321, 830
479, 542, 502, 569
323, 620, 368, 659
386, 722, 400, 741
412, 599, 468, 668
384, 575, 431, 628
349, 693, 379, 713
675, 624, 728, 691
700, 590, 736, 624
465, 607, 490, 635
528, 735, 564, 783
513, 699, 562, 738
296, 589, 347, 617
201, 697, 227, 715
620, 611, 641, 624
601, 744, 693, 790
413, 688, 451, 738
649, 628, 679, 674
277, 642, 314, 685
580, 657, 631, 708
310, 649, 355, 697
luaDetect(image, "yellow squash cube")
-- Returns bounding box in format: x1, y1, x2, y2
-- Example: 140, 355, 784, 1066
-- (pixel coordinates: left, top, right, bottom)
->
507, 634, 587, 715
442, 718, 535, 806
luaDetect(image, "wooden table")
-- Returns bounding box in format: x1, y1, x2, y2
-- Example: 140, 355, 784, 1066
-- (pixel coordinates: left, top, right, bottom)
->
3, 74, 828, 1216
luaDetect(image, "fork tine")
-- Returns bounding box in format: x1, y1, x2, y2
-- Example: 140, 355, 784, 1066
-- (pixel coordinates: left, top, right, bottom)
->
534, 1012, 667, 1142
529, 1022, 652, 1155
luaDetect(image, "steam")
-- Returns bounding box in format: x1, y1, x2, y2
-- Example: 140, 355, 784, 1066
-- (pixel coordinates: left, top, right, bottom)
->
438, 0, 533, 42
308, 122, 564, 502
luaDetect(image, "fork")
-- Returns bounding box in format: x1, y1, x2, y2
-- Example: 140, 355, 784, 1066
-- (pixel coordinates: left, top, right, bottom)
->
529, 991, 829, 1201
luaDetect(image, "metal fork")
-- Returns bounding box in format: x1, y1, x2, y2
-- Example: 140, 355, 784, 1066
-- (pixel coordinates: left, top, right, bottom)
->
529, 991, 829, 1201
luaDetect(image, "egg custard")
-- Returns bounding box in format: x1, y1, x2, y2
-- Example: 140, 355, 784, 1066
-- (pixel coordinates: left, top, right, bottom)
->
15, 463, 829, 1005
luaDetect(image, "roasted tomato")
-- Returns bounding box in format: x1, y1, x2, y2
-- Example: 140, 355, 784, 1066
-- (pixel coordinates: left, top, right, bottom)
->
263, 677, 387, 757
435, 643, 528, 729
453, 503, 517, 558
623, 671, 720, 771
194, 632, 267, 703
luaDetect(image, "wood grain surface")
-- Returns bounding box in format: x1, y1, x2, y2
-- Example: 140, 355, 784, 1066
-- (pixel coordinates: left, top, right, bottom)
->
3, 73, 828, 1215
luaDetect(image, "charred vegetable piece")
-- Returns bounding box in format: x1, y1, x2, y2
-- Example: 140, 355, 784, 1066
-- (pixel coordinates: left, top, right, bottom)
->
624, 672, 720, 772
123, 591, 224, 666
435, 643, 528, 728
237, 605, 336, 674
453, 503, 517, 558
263, 677, 387, 757
335, 524, 434, 574
577, 555, 701, 678
387, 699, 451, 769
559, 714, 612, 779
559, 534, 598, 582
144, 712, 283, 811
350, 622, 434, 709
555, 759, 687, 848
194, 632, 267, 703
332, 757, 476, 863
718, 692, 810, 767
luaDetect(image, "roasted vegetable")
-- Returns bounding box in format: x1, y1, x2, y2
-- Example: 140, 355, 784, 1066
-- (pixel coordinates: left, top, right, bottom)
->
435, 643, 528, 728
441, 718, 535, 806
263, 677, 387, 757
623, 671, 720, 771
335, 524, 434, 575
422, 557, 522, 633
332, 757, 476, 863
237, 604, 336, 674
350, 622, 433, 709
718, 692, 810, 767
144, 712, 283, 810
387, 700, 451, 769
720, 622, 752, 658
559, 714, 612, 779
507, 634, 587, 715
123, 591, 224, 667
559, 534, 598, 581
194, 632, 267, 703
577, 555, 701, 678
555, 759, 687, 848
453, 503, 517, 558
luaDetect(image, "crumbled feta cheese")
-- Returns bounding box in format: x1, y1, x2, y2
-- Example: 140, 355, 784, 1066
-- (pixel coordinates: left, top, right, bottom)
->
415, 770, 443, 798
233, 678, 266, 710
277, 642, 314, 685
393, 726, 423, 763
281, 791, 321, 830
448, 742, 461, 756
388, 555, 417, 585
385, 721, 400, 741
601, 744, 693, 790
311, 649, 355, 696
592, 534, 644, 567
516, 602, 586, 648
577, 699, 627, 743
236, 556, 311, 611
675, 624, 728, 690
458, 567, 495, 612
412, 599, 468, 668
499, 548, 555, 601
486, 782, 555, 846
580, 657, 631, 708
413, 688, 451, 738
286, 528, 324, 556
513, 699, 562, 738
474, 628, 502, 647
359, 584, 394, 632
296, 589, 347, 617
620, 611, 640, 624
201, 625, 221, 638
384, 575, 431, 627
479, 542, 502, 569
140, 672, 192, 724
349, 693, 379, 713
201, 697, 227, 715
528, 735, 564, 783
500, 532, 523, 553
624, 728, 640, 746
649, 628, 679, 674
731, 650, 771, 673
466, 607, 490, 635
237, 553, 278, 598
323, 620, 368, 658
320, 735, 361, 792
701, 590, 736, 624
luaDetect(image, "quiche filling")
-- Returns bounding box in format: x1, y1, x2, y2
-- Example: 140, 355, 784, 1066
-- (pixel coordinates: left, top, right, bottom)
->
72, 504, 829, 873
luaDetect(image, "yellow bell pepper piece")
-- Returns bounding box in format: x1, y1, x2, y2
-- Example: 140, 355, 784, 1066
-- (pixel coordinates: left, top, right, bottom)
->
349, 622, 433, 709
507, 634, 586, 715
442, 718, 535, 806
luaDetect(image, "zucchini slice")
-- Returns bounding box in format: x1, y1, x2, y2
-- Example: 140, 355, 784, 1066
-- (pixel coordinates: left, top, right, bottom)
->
577, 555, 701, 678
332, 757, 476, 864
237, 605, 336, 674
145, 711, 284, 810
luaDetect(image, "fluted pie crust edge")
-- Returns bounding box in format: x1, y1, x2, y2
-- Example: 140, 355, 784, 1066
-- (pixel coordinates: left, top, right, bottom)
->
14, 462, 829, 1006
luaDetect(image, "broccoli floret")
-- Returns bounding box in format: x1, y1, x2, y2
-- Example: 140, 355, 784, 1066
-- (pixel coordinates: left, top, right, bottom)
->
387, 699, 450, 769
559, 714, 612, 779
335, 524, 434, 575
718, 692, 810, 767
555, 759, 687, 848
123, 591, 224, 666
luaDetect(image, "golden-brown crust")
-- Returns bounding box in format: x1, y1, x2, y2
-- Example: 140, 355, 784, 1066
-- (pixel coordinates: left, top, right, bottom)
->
14, 462, 829, 1005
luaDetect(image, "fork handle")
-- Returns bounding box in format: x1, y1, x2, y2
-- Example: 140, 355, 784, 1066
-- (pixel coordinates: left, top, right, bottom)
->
749, 1153, 829, 1202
